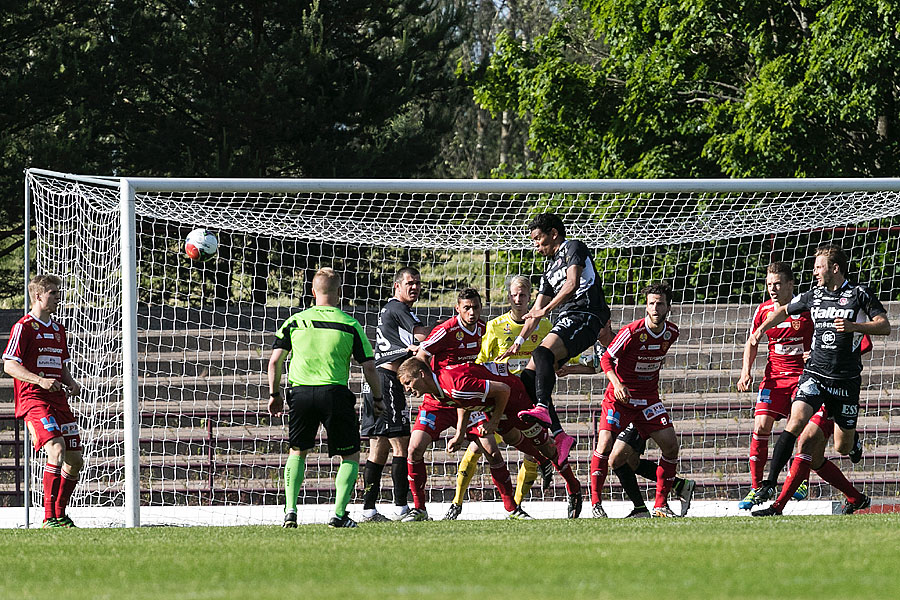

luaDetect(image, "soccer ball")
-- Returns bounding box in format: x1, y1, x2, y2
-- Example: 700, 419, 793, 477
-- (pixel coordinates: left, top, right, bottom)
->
184, 228, 218, 262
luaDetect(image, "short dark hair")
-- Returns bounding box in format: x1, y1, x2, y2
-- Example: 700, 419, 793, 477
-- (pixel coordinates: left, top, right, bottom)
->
816, 243, 849, 275
457, 287, 482, 305
394, 266, 420, 285
641, 282, 672, 304
528, 213, 566, 238
766, 261, 795, 281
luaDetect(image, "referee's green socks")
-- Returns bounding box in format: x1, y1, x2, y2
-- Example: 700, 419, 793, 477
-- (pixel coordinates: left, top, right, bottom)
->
284, 454, 305, 513
334, 460, 359, 518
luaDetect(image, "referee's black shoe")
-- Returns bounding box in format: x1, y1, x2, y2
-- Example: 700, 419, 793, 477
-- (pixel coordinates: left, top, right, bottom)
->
849, 432, 864, 464
283, 512, 298, 528
328, 513, 358, 528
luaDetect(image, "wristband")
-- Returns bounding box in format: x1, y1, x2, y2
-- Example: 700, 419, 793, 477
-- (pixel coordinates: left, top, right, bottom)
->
269, 392, 281, 399
514, 336, 526, 346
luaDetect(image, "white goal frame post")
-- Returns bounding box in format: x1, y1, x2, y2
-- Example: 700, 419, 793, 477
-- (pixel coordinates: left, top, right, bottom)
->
20, 167, 900, 527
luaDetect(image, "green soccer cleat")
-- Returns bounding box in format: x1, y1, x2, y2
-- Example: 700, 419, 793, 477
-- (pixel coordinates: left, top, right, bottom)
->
41, 518, 61, 528
506, 506, 534, 520
792, 480, 809, 501
738, 482, 775, 510
56, 515, 78, 528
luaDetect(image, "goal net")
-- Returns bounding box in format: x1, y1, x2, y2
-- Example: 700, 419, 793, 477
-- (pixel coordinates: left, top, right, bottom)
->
22, 170, 900, 525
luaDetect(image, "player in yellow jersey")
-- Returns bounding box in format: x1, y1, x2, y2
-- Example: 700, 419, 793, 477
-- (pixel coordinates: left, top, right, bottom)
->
443, 275, 555, 520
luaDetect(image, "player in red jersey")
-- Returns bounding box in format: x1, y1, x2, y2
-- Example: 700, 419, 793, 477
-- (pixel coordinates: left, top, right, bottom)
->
398, 357, 584, 518
736, 262, 813, 509
3, 275, 83, 528
590, 282, 683, 518
402, 288, 488, 521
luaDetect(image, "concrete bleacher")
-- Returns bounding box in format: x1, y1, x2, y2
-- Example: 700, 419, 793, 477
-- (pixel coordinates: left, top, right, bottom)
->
1, 301, 899, 508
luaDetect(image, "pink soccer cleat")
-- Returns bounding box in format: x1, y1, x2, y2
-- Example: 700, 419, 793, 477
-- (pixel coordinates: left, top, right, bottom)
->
518, 405, 552, 427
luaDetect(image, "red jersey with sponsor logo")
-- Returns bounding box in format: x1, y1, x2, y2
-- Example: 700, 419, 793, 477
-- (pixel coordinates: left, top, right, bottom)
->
419, 316, 485, 370
432, 362, 530, 415
3, 314, 71, 417
751, 299, 812, 379
601, 317, 678, 400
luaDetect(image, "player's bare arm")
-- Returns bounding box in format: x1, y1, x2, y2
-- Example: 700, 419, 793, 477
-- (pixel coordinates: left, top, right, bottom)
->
4, 358, 62, 392
448, 408, 470, 452
526, 264, 583, 320
266, 348, 288, 416
498, 295, 548, 359
748, 304, 789, 346
60, 362, 82, 396
737, 337, 760, 392
360, 359, 385, 417
834, 313, 891, 335
605, 369, 631, 403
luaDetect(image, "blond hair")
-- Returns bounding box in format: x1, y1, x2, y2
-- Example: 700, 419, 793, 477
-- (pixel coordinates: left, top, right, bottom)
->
312, 267, 341, 296
29, 274, 61, 302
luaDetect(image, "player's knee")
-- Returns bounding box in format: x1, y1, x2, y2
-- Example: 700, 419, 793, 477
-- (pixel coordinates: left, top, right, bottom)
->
532, 345, 555, 368
64, 451, 84, 473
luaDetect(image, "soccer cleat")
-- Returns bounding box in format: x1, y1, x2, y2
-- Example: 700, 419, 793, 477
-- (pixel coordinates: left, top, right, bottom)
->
652, 505, 678, 518
443, 503, 462, 521
360, 511, 392, 523
554, 431, 576, 466
41, 518, 61, 528
56, 515, 78, 528
328, 513, 358, 528
675, 478, 696, 517
507, 506, 534, 520
282, 512, 298, 528
517, 405, 552, 428
624, 507, 651, 518
751, 505, 782, 517
849, 433, 863, 464
400, 508, 431, 522
839, 494, 871, 515
738, 482, 775, 510
591, 502, 608, 518
792, 480, 809, 501
392, 506, 411, 521
540, 461, 555, 492
567, 491, 583, 519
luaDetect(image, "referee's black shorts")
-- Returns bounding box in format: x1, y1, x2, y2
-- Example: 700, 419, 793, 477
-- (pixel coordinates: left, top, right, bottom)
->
287, 384, 360, 456
361, 367, 411, 439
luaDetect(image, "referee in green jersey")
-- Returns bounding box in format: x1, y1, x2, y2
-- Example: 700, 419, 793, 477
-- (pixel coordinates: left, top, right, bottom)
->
267, 268, 383, 528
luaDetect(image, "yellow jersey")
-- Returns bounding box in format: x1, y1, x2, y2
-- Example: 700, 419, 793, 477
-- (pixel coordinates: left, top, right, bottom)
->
476, 312, 553, 374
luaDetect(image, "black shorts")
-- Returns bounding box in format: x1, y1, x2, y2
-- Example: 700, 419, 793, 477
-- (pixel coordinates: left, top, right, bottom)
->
360, 367, 411, 439
616, 423, 647, 455
551, 312, 604, 364
794, 372, 861, 431
287, 385, 360, 456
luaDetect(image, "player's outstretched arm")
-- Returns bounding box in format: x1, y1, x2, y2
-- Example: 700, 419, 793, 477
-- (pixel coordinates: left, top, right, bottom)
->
482, 382, 510, 434
748, 305, 789, 346
499, 295, 548, 359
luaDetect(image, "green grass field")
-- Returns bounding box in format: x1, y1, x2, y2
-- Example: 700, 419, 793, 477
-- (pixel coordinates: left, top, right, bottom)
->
2, 514, 898, 600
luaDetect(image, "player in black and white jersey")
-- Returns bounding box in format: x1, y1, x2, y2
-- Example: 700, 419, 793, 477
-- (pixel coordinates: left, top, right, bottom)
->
359, 267, 427, 521
501, 213, 612, 488
745, 245, 891, 514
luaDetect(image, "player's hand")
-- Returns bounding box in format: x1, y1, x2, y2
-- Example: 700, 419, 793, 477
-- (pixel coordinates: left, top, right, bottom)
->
373, 398, 385, 417
556, 365, 574, 377
65, 381, 82, 397
524, 306, 547, 321
447, 434, 463, 453
481, 419, 499, 436
737, 372, 751, 393
497, 343, 522, 361
267, 395, 284, 417
834, 318, 853, 333
39, 377, 62, 393
613, 382, 631, 403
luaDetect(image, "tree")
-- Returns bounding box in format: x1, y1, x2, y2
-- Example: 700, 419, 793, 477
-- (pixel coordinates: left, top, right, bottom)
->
474, 0, 900, 178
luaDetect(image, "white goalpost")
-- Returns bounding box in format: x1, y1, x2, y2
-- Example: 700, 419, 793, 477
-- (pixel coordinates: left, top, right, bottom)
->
17, 168, 900, 526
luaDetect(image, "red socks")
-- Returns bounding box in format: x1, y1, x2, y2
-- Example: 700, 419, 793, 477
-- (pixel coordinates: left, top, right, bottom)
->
654, 456, 677, 508
590, 451, 608, 505
749, 432, 770, 489
407, 460, 428, 510
43, 463, 62, 520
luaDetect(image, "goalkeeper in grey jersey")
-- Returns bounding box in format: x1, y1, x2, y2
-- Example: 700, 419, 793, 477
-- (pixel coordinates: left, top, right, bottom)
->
359, 267, 427, 521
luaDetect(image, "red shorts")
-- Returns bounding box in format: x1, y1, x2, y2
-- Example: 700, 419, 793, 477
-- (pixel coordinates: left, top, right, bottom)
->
754, 376, 799, 420
23, 403, 82, 452
413, 397, 488, 441
809, 406, 834, 440
597, 392, 673, 438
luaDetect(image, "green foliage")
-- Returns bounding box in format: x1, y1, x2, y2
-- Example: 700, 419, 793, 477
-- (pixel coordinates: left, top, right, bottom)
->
474, 0, 900, 179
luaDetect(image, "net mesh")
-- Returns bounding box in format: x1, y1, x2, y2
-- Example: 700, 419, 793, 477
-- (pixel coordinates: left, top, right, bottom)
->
24, 172, 900, 524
